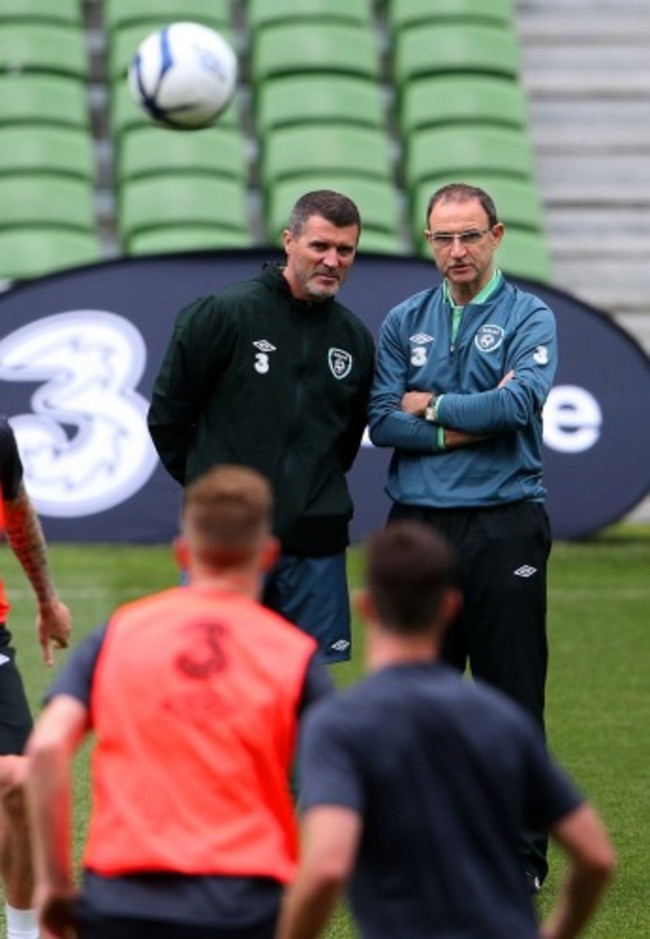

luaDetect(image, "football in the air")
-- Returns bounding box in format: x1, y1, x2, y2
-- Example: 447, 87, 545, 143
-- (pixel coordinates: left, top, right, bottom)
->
128, 21, 238, 130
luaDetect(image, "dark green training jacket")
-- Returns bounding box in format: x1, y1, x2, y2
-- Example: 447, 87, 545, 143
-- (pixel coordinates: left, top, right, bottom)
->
148, 263, 375, 556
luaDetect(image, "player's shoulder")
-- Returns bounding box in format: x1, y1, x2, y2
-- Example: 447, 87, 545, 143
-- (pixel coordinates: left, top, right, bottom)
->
502, 278, 555, 322
220, 272, 269, 301
174, 280, 262, 340
210, 280, 260, 309
303, 668, 402, 740
385, 285, 441, 325
332, 299, 375, 347
304, 678, 366, 726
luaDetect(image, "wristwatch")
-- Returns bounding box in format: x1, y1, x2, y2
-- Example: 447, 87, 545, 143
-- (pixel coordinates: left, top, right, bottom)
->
424, 394, 437, 422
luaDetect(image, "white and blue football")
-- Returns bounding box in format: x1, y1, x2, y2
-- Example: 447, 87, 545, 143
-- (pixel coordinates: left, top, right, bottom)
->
128, 21, 237, 130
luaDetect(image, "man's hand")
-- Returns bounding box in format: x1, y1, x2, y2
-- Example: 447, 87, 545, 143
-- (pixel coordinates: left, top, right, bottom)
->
36, 890, 78, 939
402, 373, 513, 446
401, 390, 432, 416
443, 429, 490, 449
37, 599, 72, 667
403, 371, 513, 419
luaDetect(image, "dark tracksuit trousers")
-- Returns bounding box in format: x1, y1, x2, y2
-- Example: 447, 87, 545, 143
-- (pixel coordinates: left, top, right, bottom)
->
389, 499, 552, 881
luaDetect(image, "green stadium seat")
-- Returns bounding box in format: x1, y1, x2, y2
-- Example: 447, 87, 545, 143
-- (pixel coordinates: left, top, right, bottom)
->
109, 80, 238, 138
247, 0, 372, 31
265, 174, 401, 243
0, 75, 89, 129
494, 228, 551, 283
0, 175, 96, 232
411, 175, 545, 243
255, 74, 385, 136
117, 124, 247, 183
0, 24, 88, 79
263, 125, 393, 186
400, 75, 528, 136
406, 126, 535, 190
356, 229, 406, 255
0, 126, 95, 180
104, 0, 230, 34
388, 0, 514, 32
108, 21, 236, 82
127, 225, 253, 255
119, 175, 249, 242
252, 23, 380, 83
0, 0, 82, 26
393, 23, 520, 89
0, 228, 101, 281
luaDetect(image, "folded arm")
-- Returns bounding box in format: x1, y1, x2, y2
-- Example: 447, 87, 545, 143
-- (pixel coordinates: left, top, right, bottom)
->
369, 304, 556, 449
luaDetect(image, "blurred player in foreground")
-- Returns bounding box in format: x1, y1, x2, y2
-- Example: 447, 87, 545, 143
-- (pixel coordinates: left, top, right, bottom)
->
0, 417, 72, 939
25, 465, 332, 939
276, 521, 614, 939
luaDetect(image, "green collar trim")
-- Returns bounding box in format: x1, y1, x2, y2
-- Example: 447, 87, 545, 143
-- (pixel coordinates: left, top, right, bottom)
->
443, 268, 502, 309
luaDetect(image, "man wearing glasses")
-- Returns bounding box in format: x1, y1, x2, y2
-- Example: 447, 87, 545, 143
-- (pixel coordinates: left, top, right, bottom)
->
368, 182, 557, 895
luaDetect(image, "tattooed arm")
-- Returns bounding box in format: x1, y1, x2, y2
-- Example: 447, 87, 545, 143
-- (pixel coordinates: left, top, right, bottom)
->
3, 483, 72, 667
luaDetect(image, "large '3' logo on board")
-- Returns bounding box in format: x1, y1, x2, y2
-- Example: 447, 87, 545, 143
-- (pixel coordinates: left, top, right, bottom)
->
0, 310, 158, 517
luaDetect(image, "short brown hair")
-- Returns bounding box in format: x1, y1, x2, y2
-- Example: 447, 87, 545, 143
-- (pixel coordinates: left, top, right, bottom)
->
366, 521, 458, 635
288, 189, 361, 236
182, 465, 272, 567
425, 183, 498, 228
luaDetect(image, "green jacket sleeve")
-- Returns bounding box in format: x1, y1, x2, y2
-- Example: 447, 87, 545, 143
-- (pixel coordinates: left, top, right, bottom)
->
147, 295, 232, 484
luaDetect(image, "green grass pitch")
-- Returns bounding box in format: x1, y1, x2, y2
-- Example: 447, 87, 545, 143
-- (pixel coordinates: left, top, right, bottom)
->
1, 524, 648, 938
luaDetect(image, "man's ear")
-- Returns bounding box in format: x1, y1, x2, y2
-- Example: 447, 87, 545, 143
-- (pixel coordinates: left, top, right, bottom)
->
173, 535, 190, 572
491, 221, 506, 249
260, 535, 281, 574
441, 587, 463, 629
354, 588, 375, 623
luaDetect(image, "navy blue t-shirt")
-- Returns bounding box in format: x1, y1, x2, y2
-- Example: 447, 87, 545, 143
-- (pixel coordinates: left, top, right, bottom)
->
298, 661, 584, 939
46, 624, 333, 928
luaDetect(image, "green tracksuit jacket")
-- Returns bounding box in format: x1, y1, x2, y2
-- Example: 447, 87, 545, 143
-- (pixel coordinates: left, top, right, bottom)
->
148, 263, 375, 556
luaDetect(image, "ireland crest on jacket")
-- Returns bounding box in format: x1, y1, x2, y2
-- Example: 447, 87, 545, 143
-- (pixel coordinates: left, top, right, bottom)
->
328, 348, 352, 379
474, 324, 504, 353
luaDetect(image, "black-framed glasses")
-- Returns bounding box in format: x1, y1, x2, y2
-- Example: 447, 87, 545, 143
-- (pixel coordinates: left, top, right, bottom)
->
425, 228, 492, 248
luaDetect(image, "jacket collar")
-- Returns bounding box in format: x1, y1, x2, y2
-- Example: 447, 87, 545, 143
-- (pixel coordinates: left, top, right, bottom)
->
258, 262, 336, 311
